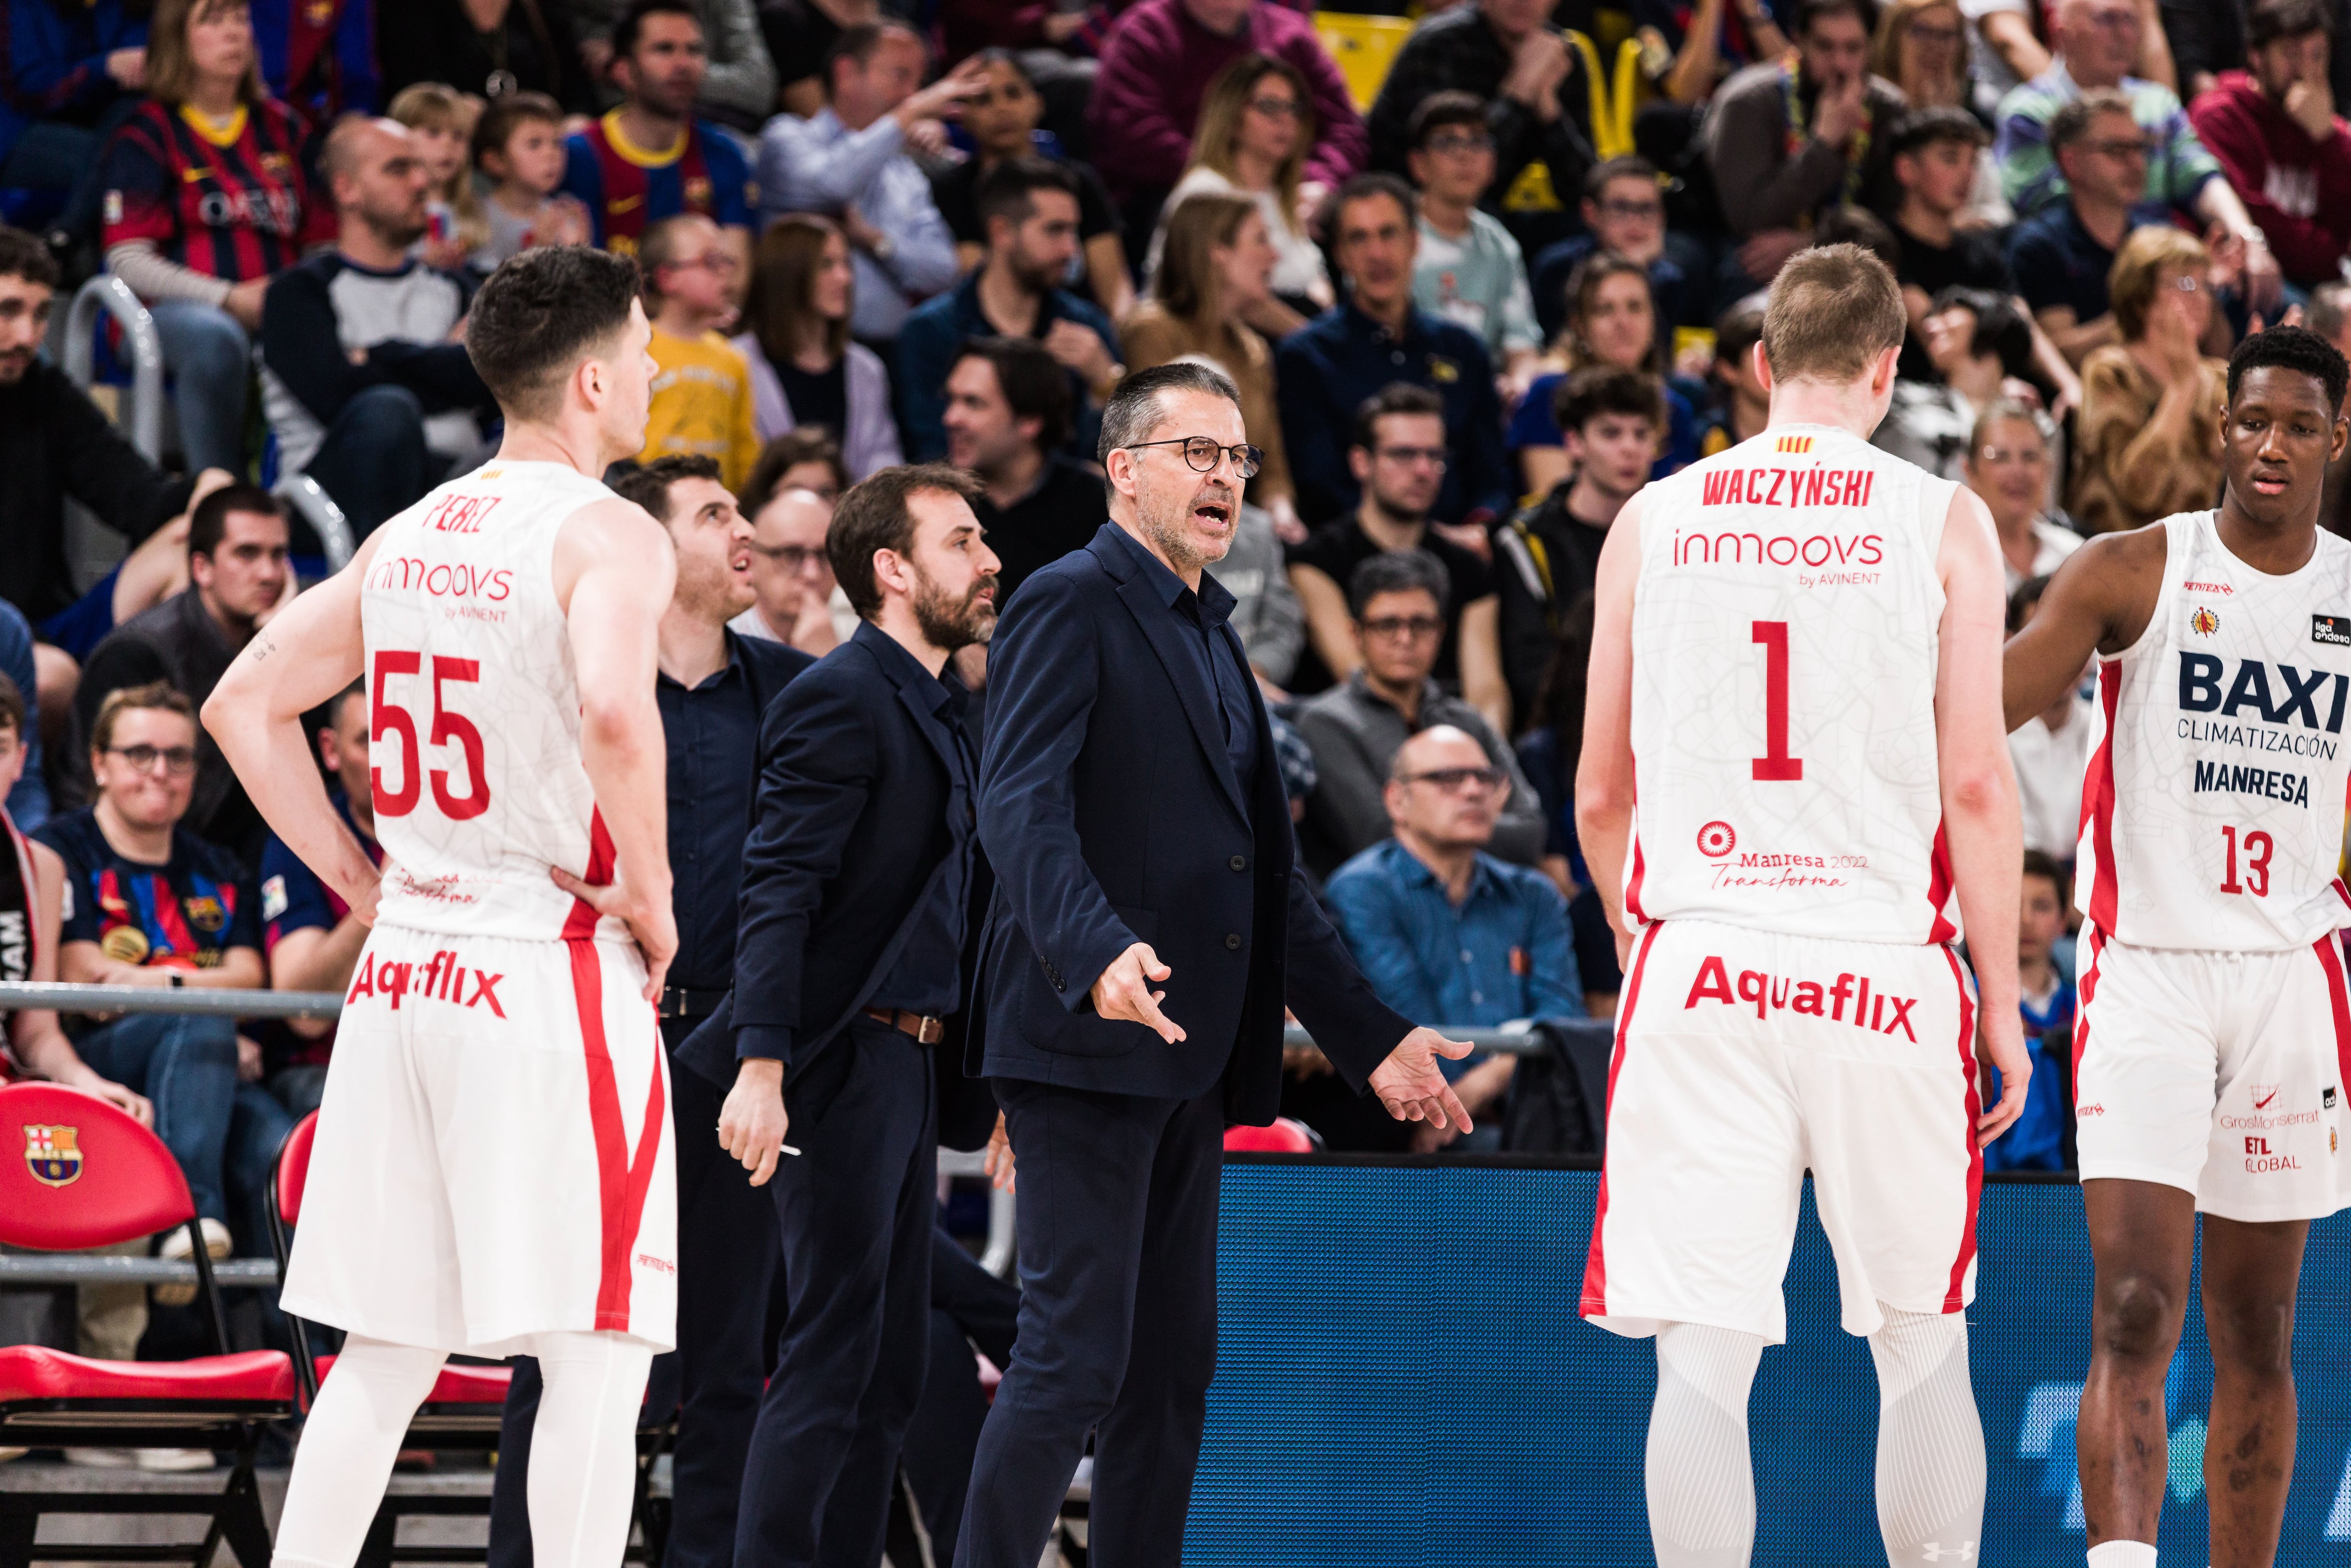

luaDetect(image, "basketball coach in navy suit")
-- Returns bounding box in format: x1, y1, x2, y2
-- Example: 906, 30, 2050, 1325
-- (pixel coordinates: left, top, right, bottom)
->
676, 464, 1003, 1568
956, 363, 1476, 1568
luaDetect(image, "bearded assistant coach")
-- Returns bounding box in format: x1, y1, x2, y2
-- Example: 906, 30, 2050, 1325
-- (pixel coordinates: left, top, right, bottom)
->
954, 362, 1473, 1568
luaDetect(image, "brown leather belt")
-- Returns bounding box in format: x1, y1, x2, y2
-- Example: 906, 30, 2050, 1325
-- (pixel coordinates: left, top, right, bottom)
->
863, 1007, 945, 1045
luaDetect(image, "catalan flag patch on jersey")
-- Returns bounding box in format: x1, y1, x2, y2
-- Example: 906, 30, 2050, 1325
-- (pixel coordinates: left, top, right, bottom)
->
1775, 435, 1814, 453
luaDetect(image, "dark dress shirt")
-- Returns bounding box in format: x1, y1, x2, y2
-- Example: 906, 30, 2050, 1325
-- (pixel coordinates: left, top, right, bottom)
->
866, 635, 979, 1019
1104, 524, 1258, 796
656, 630, 815, 996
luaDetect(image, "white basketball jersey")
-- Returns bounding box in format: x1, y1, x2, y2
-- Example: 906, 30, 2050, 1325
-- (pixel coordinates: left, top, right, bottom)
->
1625, 424, 1960, 944
359, 460, 623, 943
2076, 509, 2351, 949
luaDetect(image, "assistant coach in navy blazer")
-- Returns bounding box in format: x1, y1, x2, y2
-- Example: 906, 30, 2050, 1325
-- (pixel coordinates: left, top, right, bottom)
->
955, 363, 1475, 1568
676, 464, 1002, 1568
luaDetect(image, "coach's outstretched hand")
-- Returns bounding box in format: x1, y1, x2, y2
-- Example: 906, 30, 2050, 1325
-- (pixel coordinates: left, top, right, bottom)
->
1369, 1027, 1477, 1132
551, 863, 678, 1002
1091, 942, 1186, 1042
719, 1057, 792, 1186
1973, 1004, 2031, 1149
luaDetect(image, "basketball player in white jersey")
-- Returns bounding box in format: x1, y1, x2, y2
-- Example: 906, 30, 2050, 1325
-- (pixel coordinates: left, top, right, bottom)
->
202, 245, 679, 1568
2002, 325, 2351, 1568
1577, 244, 2030, 1568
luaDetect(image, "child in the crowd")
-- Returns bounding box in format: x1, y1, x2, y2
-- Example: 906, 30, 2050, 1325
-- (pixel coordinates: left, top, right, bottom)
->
387, 82, 487, 272
638, 213, 762, 490
1982, 849, 2077, 1173
1696, 297, 1769, 457
469, 91, 590, 271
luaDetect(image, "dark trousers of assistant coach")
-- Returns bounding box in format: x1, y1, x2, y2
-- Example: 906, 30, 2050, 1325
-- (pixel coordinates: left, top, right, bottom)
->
487, 1014, 780, 1568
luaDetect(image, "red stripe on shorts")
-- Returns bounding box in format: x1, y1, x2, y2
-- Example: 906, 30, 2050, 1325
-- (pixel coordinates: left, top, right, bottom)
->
2083, 664, 2122, 934
1940, 945, 1983, 1314
2312, 934, 2351, 1111
567, 938, 667, 1332
2072, 927, 2106, 1089
1580, 922, 1659, 1320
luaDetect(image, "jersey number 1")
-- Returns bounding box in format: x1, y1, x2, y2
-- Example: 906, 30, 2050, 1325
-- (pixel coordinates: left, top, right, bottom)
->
2220, 825, 2272, 898
371, 649, 492, 821
1752, 622, 1803, 781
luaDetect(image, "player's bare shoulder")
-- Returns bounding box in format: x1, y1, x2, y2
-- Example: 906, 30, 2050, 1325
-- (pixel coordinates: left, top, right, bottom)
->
2049, 519, 2173, 655
551, 494, 676, 613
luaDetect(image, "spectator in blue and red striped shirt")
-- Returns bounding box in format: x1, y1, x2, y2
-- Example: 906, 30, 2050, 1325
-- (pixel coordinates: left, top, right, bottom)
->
249, 0, 377, 130
100, 0, 332, 477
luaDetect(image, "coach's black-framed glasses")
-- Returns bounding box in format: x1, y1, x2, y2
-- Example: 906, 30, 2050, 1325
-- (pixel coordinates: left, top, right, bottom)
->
1122, 436, 1264, 480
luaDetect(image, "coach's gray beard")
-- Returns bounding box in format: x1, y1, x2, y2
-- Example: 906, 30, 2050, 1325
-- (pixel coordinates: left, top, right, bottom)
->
1136, 490, 1229, 577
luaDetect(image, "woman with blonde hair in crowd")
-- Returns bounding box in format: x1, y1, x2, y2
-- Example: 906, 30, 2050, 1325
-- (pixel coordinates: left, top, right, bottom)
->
1144, 53, 1333, 338
730, 213, 903, 481
386, 82, 488, 269
1872, 0, 2011, 224
2074, 225, 2230, 535
1123, 191, 1302, 541
1510, 252, 1700, 492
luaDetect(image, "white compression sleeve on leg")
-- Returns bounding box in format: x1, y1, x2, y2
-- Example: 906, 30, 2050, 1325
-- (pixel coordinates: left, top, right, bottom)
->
1868, 1304, 1986, 1567
1647, 1321, 1766, 1568
523, 1330, 656, 1568
273, 1336, 449, 1568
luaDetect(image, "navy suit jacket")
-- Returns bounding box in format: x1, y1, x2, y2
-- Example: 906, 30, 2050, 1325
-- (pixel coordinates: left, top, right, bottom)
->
676, 622, 995, 1145
973, 524, 1413, 1123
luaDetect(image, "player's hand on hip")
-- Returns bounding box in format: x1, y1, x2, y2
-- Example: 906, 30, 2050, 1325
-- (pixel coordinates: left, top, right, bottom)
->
550, 864, 678, 1001
1974, 1008, 2032, 1148
720, 1058, 790, 1186
1091, 943, 1186, 1042
984, 1111, 1015, 1193
1368, 1026, 1477, 1132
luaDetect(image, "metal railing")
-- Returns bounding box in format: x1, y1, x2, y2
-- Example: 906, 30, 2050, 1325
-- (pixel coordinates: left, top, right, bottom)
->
60, 275, 165, 464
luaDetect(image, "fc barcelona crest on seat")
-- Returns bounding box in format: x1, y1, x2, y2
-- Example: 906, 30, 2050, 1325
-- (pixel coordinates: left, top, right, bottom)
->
24, 1124, 82, 1187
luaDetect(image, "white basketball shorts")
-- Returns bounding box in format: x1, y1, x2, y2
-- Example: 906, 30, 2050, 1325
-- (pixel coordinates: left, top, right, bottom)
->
2073, 930, 2351, 1222
1581, 918, 1983, 1342
280, 924, 677, 1355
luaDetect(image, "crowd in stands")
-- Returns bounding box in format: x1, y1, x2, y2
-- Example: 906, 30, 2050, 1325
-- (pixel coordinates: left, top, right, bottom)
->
0, 0, 2335, 1354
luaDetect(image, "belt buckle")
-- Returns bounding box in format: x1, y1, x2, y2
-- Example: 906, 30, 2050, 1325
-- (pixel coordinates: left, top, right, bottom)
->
916, 1015, 945, 1045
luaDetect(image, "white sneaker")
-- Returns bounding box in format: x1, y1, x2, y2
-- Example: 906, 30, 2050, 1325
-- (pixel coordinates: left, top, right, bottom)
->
153, 1219, 231, 1308
134, 1448, 215, 1472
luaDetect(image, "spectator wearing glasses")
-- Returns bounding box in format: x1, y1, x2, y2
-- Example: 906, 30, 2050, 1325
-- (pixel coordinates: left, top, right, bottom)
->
1143, 54, 1337, 338
1531, 158, 1693, 345
734, 215, 903, 481
2186, 0, 2351, 291
1968, 401, 2082, 589
1995, 0, 2282, 307
1874, 0, 2012, 221
72, 485, 290, 864
1288, 385, 1509, 733
2007, 90, 2168, 367
638, 213, 761, 491
896, 158, 1120, 466
1293, 550, 1543, 879
1277, 175, 1511, 533
943, 337, 1105, 610
1324, 723, 1581, 1150
2072, 224, 2230, 533
36, 683, 292, 1277
732, 453, 848, 657
1405, 92, 1541, 397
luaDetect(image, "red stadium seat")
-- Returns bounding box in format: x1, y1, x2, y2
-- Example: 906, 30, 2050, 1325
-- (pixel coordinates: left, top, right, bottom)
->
0, 1082, 294, 1568
1222, 1118, 1323, 1154
268, 1114, 672, 1561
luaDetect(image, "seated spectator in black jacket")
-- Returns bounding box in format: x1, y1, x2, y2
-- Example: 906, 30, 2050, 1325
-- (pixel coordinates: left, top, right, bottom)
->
941, 337, 1104, 611
1292, 550, 1544, 879
1276, 175, 1511, 531
1882, 107, 2016, 378
1287, 384, 1509, 733
73, 486, 289, 865
1494, 368, 1661, 726
260, 115, 493, 539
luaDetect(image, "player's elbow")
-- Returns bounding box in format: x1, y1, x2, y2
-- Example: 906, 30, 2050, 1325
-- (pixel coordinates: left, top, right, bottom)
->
1942, 758, 2014, 821
579, 688, 660, 753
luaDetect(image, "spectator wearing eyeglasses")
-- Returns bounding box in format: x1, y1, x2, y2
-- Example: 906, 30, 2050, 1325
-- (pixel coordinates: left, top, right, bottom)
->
2007, 90, 2164, 367
943, 337, 1105, 611
1995, 0, 2282, 308
1322, 723, 1580, 1150
733, 479, 844, 658
35, 682, 293, 1283
71, 485, 290, 865
2073, 224, 2230, 534
1287, 385, 1510, 733
638, 213, 762, 491
1405, 92, 1541, 399
1531, 157, 1694, 346
1293, 550, 1543, 879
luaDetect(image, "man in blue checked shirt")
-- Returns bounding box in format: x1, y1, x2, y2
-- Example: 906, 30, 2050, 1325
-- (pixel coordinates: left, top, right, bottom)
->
1324, 723, 1580, 1150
